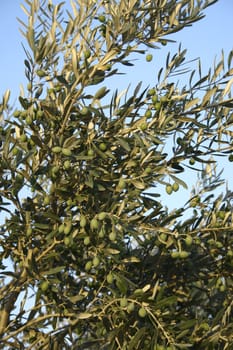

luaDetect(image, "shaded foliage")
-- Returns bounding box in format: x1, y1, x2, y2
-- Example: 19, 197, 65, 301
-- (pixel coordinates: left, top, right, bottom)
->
0, 0, 233, 349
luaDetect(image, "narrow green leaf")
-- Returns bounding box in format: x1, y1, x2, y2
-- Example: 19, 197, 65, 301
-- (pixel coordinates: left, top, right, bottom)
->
42, 266, 66, 276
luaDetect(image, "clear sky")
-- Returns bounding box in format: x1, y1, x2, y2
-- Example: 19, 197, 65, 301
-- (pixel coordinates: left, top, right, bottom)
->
0, 0, 233, 208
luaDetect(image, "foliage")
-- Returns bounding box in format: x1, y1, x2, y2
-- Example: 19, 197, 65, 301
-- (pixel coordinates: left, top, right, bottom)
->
0, 0, 233, 349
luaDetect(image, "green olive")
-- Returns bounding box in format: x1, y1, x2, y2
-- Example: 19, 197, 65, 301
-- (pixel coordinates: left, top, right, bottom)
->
171, 251, 179, 259
40, 280, 49, 292
179, 251, 190, 259
84, 50, 91, 59
98, 212, 107, 220
58, 224, 65, 234
166, 184, 173, 195
138, 307, 147, 318
43, 196, 50, 205
26, 116, 33, 125
148, 88, 155, 96
64, 160, 71, 169
64, 221, 72, 235
109, 231, 116, 241
118, 178, 126, 190
52, 146, 62, 154
172, 182, 179, 192
62, 148, 72, 156
106, 273, 114, 284
127, 302, 135, 313
98, 15, 106, 23
85, 261, 92, 271
92, 256, 100, 267
120, 298, 128, 308
84, 236, 91, 246
80, 215, 87, 228
140, 122, 148, 131
185, 235, 193, 246
99, 142, 107, 151
146, 54, 153, 62
90, 218, 99, 230
145, 109, 152, 118
36, 69, 46, 77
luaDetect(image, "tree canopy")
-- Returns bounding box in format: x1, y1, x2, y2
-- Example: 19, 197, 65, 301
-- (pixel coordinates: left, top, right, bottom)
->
0, 0, 233, 349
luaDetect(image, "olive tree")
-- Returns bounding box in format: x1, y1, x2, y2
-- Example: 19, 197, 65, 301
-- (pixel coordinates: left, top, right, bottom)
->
0, 0, 233, 349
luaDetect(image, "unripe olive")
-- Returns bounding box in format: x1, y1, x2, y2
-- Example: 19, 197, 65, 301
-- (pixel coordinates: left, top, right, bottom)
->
179, 250, 190, 259
58, 224, 65, 234
138, 307, 147, 318
160, 95, 167, 104
148, 88, 155, 96
40, 280, 49, 292
185, 235, 193, 246
145, 109, 152, 118
84, 50, 91, 59
64, 221, 72, 235
144, 167, 152, 174
172, 182, 179, 192
87, 149, 95, 157
189, 157, 195, 165
219, 285, 226, 292
64, 236, 71, 246
166, 184, 173, 195
140, 122, 148, 131
109, 231, 116, 241
13, 110, 21, 118
127, 302, 135, 313
106, 273, 114, 284
36, 69, 46, 77
64, 160, 71, 169
92, 256, 100, 267
200, 322, 210, 331
52, 165, 59, 174
43, 196, 50, 205
171, 251, 179, 259
99, 142, 107, 151
98, 14, 106, 23
20, 134, 27, 142
98, 228, 105, 238
80, 107, 89, 115
15, 174, 24, 183
120, 298, 128, 308
52, 146, 62, 154
36, 110, 44, 118
80, 215, 87, 228
27, 82, 32, 91
26, 116, 33, 125
154, 102, 162, 111
151, 95, 158, 104
12, 147, 19, 156
62, 148, 72, 156
84, 236, 90, 246
85, 261, 92, 271
98, 212, 107, 220
118, 178, 126, 190
146, 54, 153, 62
133, 288, 144, 296
90, 218, 99, 230
217, 211, 225, 220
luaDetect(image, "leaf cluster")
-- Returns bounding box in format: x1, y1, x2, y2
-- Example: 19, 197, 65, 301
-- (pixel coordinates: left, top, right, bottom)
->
0, 0, 233, 349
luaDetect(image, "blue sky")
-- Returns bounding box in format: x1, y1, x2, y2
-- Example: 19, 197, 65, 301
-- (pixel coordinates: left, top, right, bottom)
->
0, 0, 233, 207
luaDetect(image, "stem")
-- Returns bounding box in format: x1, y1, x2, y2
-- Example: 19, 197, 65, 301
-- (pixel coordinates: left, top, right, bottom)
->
0, 269, 27, 336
